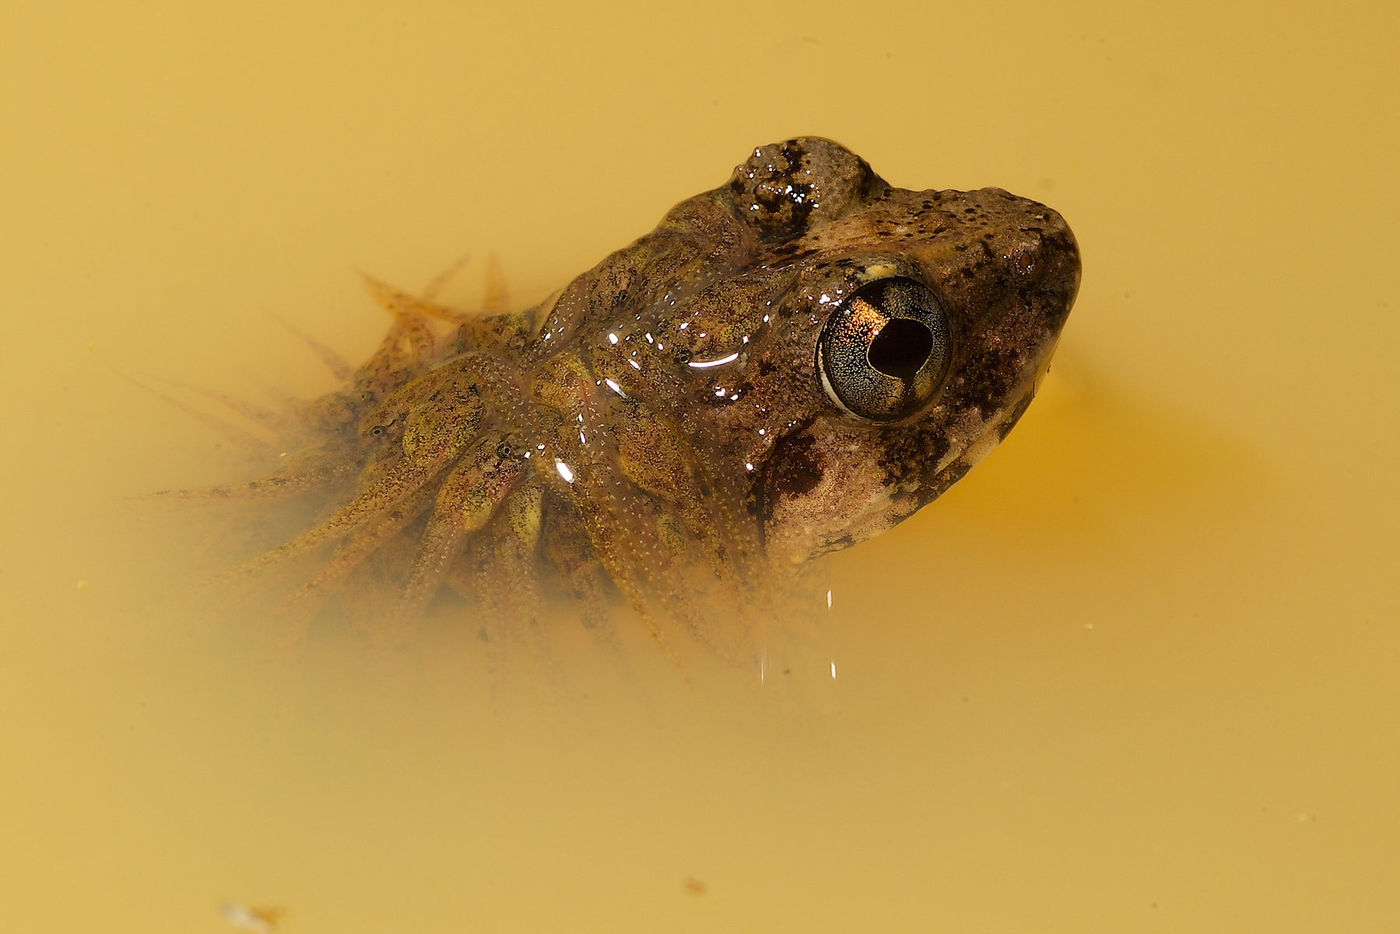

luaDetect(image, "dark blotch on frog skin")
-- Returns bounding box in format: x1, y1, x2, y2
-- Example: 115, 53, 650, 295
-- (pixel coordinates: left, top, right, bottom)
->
876, 424, 953, 493
751, 425, 824, 528
729, 139, 883, 244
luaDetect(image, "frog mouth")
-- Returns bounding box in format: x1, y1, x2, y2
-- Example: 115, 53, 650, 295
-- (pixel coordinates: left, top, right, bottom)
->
944, 387, 1037, 475
932, 345, 1052, 472
890, 350, 1054, 533
754, 339, 1058, 563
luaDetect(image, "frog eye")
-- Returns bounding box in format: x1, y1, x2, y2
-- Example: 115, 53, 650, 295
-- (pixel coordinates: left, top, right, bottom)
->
816, 277, 951, 422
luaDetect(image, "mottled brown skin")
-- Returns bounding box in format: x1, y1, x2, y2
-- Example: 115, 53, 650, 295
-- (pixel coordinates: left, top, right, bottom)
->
218, 138, 1080, 649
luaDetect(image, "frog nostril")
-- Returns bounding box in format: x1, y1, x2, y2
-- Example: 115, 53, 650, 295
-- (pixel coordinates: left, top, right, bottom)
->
868, 318, 933, 382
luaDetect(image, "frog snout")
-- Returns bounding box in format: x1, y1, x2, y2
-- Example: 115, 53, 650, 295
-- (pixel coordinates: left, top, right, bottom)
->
1029, 209, 1081, 312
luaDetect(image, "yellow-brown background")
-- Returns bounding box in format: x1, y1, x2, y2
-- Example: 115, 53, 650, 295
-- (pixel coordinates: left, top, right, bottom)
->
3, 1, 1396, 931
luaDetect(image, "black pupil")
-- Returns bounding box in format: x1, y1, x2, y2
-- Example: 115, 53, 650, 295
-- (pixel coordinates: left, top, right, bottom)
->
868, 318, 933, 382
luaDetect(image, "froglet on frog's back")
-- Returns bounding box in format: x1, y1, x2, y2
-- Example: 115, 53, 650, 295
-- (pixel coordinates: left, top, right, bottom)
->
195, 138, 1080, 648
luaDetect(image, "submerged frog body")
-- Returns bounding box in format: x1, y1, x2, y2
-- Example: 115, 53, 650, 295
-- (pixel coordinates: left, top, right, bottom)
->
217, 138, 1079, 650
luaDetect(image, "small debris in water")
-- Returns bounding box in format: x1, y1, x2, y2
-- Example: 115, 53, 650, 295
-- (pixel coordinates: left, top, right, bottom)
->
221, 903, 283, 933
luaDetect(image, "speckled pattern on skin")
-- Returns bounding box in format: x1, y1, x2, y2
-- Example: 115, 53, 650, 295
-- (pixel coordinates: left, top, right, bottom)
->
198, 138, 1080, 653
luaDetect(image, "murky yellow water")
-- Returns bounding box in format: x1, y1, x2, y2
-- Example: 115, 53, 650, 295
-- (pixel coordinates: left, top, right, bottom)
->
4, 1, 1397, 930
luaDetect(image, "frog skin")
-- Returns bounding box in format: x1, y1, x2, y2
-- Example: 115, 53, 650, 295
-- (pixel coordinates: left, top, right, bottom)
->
208, 138, 1080, 646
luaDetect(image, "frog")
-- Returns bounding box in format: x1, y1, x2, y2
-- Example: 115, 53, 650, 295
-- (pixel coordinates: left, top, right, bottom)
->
203, 137, 1080, 654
